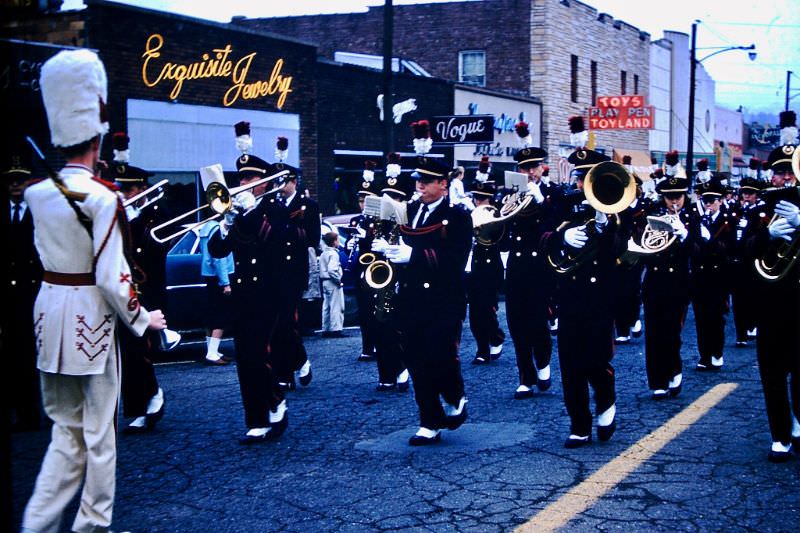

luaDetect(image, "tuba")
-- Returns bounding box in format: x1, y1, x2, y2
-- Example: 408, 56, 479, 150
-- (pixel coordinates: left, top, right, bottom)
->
753, 179, 800, 282
547, 161, 637, 274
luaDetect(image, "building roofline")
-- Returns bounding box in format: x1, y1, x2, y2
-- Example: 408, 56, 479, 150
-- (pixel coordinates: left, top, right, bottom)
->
84, 0, 318, 49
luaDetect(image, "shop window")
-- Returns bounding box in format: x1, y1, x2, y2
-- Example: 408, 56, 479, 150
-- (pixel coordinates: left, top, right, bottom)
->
571, 55, 579, 103
459, 50, 485, 87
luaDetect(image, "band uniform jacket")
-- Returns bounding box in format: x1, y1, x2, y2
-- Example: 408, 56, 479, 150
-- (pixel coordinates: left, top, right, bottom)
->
690, 207, 735, 303
25, 166, 151, 375
469, 235, 504, 294
127, 203, 172, 310
3, 198, 43, 328
278, 192, 321, 297
395, 200, 472, 324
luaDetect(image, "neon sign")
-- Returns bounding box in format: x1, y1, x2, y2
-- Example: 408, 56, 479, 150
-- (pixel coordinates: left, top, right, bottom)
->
141, 34, 293, 109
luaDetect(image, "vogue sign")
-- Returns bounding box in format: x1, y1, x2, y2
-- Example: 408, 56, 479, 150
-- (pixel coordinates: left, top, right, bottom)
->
430, 115, 494, 144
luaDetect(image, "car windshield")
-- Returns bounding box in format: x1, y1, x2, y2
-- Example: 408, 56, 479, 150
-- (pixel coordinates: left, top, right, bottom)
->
169, 231, 198, 255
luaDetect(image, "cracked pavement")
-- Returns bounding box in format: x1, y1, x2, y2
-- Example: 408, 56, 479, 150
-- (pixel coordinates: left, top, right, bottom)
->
11, 304, 800, 532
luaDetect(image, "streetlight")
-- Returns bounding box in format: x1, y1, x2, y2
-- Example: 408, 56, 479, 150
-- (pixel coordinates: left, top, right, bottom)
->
687, 21, 756, 180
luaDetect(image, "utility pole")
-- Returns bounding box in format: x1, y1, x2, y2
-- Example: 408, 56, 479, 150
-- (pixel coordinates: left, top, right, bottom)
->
382, 0, 394, 156
686, 21, 698, 181
787, 71, 793, 111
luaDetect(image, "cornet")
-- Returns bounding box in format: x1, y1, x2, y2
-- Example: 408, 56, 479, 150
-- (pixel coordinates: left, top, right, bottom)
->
149, 169, 289, 244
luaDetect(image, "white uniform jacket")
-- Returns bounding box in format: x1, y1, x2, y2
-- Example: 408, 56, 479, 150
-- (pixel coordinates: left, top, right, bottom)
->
25, 166, 151, 376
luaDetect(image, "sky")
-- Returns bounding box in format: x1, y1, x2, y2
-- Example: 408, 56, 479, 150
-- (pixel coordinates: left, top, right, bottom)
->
60, 0, 799, 121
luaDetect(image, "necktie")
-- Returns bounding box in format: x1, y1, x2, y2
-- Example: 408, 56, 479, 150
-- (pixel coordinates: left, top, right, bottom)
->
415, 204, 428, 229
12, 203, 21, 225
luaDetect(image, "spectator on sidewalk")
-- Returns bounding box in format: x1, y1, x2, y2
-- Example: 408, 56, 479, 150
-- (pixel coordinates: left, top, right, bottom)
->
319, 231, 345, 337
199, 218, 234, 365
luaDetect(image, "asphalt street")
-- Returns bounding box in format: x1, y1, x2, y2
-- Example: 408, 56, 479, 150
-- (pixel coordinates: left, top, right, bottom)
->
11, 304, 800, 532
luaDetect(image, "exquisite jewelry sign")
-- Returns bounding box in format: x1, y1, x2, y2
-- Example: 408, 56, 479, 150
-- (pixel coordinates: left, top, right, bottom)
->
141, 34, 294, 109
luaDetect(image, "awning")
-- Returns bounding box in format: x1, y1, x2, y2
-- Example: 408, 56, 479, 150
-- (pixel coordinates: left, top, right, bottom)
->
613, 149, 653, 181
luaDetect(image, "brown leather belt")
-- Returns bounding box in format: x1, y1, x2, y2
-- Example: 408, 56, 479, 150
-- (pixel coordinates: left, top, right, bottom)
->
43, 271, 96, 286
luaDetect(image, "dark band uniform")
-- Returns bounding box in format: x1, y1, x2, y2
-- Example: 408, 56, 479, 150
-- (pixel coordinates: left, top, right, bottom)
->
747, 141, 800, 460
641, 174, 697, 395
395, 157, 472, 433
2, 148, 43, 430
690, 179, 735, 370
467, 178, 505, 362
543, 149, 628, 443
505, 146, 560, 394
110, 159, 170, 425
272, 162, 320, 388
208, 154, 289, 432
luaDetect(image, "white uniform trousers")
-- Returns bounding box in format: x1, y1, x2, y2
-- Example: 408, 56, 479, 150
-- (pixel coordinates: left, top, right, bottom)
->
321, 280, 345, 332
22, 352, 119, 533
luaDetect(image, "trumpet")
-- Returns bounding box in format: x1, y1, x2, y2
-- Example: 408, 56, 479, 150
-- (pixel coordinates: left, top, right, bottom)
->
123, 179, 168, 210
149, 169, 289, 244
753, 184, 800, 282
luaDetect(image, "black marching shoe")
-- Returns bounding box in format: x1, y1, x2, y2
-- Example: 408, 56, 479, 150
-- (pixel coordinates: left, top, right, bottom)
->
239, 427, 271, 445
278, 378, 296, 392
409, 428, 442, 446
357, 353, 376, 362
298, 360, 312, 387
668, 374, 682, 398
514, 385, 535, 400
695, 361, 711, 372
145, 388, 165, 429
597, 420, 616, 442
768, 448, 793, 463
376, 382, 396, 392
652, 389, 669, 401
564, 434, 592, 449
536, 366, 552, 392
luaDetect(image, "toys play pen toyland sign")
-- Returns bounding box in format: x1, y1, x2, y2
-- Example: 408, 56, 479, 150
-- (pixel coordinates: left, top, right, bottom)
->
588, 95, 654, 130
140, 34, 294, 110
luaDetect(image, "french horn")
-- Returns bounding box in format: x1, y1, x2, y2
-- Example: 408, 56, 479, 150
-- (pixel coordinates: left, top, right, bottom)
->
753, 174, 800, 282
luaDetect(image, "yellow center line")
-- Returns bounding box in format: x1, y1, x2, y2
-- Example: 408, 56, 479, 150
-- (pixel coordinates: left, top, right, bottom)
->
516, 382, 739, 533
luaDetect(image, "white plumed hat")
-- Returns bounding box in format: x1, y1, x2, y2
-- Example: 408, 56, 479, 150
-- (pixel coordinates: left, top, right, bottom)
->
40, 49, 109, 148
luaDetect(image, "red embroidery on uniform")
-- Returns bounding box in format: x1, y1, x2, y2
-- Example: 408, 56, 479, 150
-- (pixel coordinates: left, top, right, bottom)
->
127, 297, 140, 312
76, 314, 113, 334
75, 327, 112, 347
120, 273, 131, 283
76, 342, 110, 361
34, 312, 44, 351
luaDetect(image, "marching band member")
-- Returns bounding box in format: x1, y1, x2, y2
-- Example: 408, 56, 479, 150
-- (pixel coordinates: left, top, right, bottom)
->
691, 177, 735, 372
21, 49, 166, 533
271, 137, 319, 391
613, 154, 644, 344
2, 143, 43, 432
505, 121, 560, 399
349, 160, 381, 362
207, 125, 289, 444
747, 113, 800, 462
467, 160, 505, 365
641, 151, 697, 400
730, 176, 764, 346
543, 148, 632, 448
376, 122, 472, 445
108, 132, 173, 433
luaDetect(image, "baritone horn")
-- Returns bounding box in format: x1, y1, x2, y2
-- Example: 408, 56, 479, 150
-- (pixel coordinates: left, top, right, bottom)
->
471, 193, 532, 245
149, 169, 289, 244
547, 161, 637, 274
753, 182, 800, 282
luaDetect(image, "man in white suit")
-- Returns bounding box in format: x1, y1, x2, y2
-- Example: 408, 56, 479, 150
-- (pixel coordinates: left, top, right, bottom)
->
21, 49, 166, 533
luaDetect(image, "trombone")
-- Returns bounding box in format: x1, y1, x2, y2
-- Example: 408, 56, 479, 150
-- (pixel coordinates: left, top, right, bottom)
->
123, 179, 168, 210
149, 169, 289, 244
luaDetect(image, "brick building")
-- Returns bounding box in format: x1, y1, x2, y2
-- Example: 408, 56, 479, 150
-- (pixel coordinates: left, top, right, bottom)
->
239, 0, 652, 179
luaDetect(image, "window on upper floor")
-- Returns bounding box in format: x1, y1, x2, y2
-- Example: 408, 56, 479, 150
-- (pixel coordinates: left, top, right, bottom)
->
634, 73, 639, 95
590, 60, 598, 105
621, 70, 627, 95
459, 50, 486, 87
571, 55, 579, 103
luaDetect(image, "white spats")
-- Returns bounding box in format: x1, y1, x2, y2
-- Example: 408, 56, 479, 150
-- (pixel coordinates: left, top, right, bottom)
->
771, 441, 791, 453
792, 415, 800, 437
246, 427, 270, 438
146, 388, 164, 415
669, 373, 683, 389
516, 384, 531, 394
298, 360, 311, 379
269, 400, 287, 424
489, 343, 503, 356
445, 397, 467, 417
537, 365, 551, 382
128, 416, 146, 428
396, 369, 409, 384
415, 427, 441, 439
598, 404, 616, 427
711, 356, 724, 368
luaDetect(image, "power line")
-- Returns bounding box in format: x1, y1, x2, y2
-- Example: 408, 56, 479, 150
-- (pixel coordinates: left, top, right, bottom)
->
707, 21, 800, 28
716, 81, 782, 87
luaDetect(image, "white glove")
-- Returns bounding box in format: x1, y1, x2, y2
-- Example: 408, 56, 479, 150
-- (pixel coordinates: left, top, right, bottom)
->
594, 211, 608, 232
768, 217, 796, 242
564, 225, 588, 249
125, 204, 140, 222
671, 218, 689, 242
233, 191, 256, 212
371, 238, 389, 254
775, 200, 800, 228
223, 210, 237, 227
700, 225, 711, 241
527, 181, 545, 204
384, 241, 412, 264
